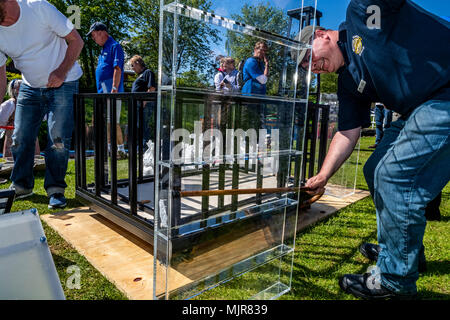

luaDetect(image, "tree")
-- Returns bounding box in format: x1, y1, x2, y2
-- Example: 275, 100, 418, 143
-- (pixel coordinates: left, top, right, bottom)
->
319, 73, 338, 94
126, 0, 220, 86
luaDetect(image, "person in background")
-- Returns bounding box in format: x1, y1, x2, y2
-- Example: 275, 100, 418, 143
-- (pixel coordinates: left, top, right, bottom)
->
215, 57, 239, 92
88, 22, 126, 159
369, 103, 392, 149
0, 79, 40, 159
214, 57, 226, 91
241, 41, 269, 95
130, 55, 157, 147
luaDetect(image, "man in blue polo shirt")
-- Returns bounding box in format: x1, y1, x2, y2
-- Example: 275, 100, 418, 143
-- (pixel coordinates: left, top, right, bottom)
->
88, 22, 126, 157
298, 0, 449, 299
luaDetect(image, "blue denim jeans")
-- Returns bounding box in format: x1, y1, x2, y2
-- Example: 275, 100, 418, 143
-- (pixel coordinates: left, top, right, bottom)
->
363, 97, 449, 295
11, 81, 78, 196
374, 104, 393, 144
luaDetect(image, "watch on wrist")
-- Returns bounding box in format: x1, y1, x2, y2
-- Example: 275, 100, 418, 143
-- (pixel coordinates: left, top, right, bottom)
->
112, 86, 118, 91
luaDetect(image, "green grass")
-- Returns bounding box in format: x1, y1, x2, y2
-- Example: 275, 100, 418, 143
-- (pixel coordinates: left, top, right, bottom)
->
2, 135, 448, 300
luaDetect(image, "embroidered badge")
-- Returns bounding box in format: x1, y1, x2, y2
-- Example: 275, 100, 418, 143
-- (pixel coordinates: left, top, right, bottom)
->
352, 35, 364, 56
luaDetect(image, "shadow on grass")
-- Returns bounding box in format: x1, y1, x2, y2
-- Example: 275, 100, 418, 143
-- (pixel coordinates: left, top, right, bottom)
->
418, 290, 450, 300
52, 253, 77, 270
423, 260, 450, 276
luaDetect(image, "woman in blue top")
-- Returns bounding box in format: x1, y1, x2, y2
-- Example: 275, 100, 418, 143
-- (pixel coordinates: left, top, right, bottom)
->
242, 41, 270, 95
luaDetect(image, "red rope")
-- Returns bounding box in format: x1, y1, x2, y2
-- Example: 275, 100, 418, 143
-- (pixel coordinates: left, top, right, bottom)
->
0, 126, 14, 130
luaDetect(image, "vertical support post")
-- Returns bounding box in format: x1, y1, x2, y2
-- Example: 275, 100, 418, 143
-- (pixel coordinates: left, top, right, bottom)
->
317, 105, 329, 172
74, 95, 81, 188
94, 97, 102, 197
171, 96, 182, 229
201, 97, 211, 222
256, 103, 264, 205
101, 97, 108, 190
308, 105, 319, 179
110, 98, 118, 205
218, 99, 228, 210
231, 103, 241, 214
138, 99, 144, 182
128, 98, 138, 216
80, 98, 87, 189
300, 104, 312, 183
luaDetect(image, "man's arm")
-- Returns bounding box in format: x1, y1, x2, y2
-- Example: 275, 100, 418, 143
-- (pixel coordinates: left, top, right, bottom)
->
0, 65, 6, 100
111, 66, 122, 93
47, 29, 84, 88
305, 127, 361, 192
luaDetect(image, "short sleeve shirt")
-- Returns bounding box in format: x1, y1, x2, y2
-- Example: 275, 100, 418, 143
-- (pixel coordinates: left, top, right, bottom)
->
132, 69, 157, 93
0, 0, 83, 88
95, 36, 125, 93
336, 0, 450, 131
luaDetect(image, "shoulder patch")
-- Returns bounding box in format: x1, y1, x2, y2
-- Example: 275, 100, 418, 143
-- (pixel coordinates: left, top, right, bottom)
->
352, 35, 364, 56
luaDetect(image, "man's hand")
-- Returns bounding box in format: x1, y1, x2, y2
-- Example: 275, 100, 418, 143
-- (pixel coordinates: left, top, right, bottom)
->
46, 29, 84, 89
305, 127, 362, 195
47, 68, 66, 88
305, 172, 328, 194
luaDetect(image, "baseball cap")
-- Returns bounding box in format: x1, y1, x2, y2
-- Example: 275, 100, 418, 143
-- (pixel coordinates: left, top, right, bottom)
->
291, 25, 325, 65
86, 22, 108, 37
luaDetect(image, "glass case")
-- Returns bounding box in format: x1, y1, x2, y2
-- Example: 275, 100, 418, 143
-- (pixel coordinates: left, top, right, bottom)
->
319, 94, 361, 198
153, 0, 319, 300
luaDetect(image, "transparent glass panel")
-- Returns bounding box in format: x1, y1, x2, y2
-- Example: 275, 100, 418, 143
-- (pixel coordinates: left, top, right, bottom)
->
319, 94, 361, 198
154, 0, 318, 300
0, 210, 65, 300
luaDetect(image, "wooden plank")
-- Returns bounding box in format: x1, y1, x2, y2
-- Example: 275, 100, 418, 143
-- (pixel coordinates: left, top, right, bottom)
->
41, 208, 192, 300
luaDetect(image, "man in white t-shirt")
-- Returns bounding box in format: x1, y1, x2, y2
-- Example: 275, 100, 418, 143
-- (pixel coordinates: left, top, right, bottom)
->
0, 0, 84, 208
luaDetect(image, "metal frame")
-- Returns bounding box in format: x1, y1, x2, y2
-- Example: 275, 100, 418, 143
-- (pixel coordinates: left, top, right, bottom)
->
74, 91, 329, 256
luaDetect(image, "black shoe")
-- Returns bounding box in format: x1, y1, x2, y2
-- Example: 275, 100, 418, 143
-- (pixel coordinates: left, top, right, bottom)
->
339, 273, 416, 300
359, 243, 427, 273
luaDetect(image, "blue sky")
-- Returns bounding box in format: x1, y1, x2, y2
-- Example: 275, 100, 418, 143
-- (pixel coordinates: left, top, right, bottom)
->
210, 0, 450, 29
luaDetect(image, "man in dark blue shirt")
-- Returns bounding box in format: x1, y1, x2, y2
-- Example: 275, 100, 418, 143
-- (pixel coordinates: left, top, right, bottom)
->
300, 0, 449, 299
88, 22, 126, 157
130, 55, 157, 146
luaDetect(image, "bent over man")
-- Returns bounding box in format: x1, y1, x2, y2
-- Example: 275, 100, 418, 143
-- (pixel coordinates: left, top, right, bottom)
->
0, 0, 84, 208
299, 0, 449, 299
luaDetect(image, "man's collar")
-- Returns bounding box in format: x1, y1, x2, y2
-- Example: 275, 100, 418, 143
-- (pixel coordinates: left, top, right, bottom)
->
103, 36, 114, 48
336, 27, 350, 73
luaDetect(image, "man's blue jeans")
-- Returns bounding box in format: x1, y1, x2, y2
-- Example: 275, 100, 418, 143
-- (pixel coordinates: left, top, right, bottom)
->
363, 97, 450, 295
11, 81, 78, 196
374, 104, 393, 144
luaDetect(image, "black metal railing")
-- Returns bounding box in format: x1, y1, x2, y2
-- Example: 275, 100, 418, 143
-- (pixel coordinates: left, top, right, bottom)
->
74, 91, 329, 247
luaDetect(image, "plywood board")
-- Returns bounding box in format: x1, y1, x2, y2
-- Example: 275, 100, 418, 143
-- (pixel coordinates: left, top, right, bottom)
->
42, 208, 192, 299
